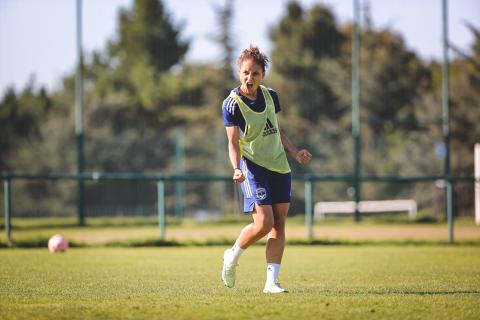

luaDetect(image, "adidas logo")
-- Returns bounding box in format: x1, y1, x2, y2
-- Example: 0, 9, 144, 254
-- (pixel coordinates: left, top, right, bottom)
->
263, 118, 278, 137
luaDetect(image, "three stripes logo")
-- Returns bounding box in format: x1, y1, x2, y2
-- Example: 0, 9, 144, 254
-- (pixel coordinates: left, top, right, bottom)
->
263, 118, 278, 137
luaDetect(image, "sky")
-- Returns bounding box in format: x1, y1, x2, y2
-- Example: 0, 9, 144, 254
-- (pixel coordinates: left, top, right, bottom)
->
0, 0, 479, 96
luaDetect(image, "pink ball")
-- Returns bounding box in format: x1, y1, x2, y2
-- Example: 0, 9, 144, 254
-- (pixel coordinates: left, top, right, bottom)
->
48, 234, 69, 253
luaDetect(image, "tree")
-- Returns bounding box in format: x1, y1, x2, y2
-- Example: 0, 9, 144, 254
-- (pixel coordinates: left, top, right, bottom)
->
0, 81, 52, 170
89, 0, 189, 130
269, 1, 347, 123
211, 0, 236, 86
447, 25, 480, 214
109, 0, 188, 75
358, 27, 431, 136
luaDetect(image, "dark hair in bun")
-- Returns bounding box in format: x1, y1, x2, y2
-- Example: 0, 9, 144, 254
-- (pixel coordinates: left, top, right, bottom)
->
237, 45, 269, 73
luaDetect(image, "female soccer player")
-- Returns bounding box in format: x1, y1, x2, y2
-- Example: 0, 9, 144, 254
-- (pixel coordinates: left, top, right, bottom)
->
221, 46, 312, 293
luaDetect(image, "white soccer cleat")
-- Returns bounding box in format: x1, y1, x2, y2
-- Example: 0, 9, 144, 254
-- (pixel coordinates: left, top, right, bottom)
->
221, 249, 238, 288
263, 282, 288, 293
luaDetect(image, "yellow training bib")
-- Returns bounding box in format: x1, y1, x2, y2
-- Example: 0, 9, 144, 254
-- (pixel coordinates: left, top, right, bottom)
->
229, 85, 290, 173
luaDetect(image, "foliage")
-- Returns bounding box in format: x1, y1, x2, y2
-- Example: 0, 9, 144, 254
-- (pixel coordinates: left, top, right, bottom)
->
210, 0, 237, 85
1, 0, 479, 217
0, 81, 52, 170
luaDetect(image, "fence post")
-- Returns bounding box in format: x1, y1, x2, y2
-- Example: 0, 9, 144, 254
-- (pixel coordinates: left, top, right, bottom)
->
4, 178, 12, 245
446, 180, 454, 242
475, 144, 480, 226
175, 128, 185, 219
352, 0, 362, 222
157, 180, 166, 239
442, 0, 454, 243
75, 0, 85, 226
305, 179, 313, 242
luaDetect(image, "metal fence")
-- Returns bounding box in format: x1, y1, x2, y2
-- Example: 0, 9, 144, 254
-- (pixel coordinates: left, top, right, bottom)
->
2, 0, 476, 245
1, 171, 475, 245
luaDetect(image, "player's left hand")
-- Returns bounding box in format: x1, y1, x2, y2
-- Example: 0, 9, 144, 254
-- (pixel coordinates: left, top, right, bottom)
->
295, 149, 312, 165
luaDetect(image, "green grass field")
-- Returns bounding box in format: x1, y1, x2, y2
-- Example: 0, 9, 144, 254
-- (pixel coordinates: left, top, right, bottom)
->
1, 246, 479, 319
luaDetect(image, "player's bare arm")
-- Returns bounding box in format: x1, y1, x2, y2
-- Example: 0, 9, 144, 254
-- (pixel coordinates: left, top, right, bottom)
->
280, 129, 312, 165
225, 126, 245, 183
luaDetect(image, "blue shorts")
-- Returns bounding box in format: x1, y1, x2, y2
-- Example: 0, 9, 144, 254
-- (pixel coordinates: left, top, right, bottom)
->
240, 157, 292, 213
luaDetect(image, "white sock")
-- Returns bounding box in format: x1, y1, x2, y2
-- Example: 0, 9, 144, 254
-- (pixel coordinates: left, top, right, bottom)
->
228, 243, 244, 264
266, 263, 281, 285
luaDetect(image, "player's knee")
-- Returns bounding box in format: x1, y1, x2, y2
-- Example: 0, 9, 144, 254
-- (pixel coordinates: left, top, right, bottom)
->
260, 220, 274, 236
273, 218, 285, 232
254, 219, 273, 236
272, 225, 285, 237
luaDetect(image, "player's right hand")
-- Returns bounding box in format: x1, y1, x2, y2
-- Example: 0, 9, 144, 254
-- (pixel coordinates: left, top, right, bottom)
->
233, 168, 245, 183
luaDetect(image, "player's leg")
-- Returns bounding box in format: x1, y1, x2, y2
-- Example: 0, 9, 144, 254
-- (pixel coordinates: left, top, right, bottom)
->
222, 158, 273, 288
263, 171, 291, 293
236, 204, 274, 248
263, 203, 289, 293
266, 202, 289, 263
222, 204, 274, 288
231, 158, 273, 250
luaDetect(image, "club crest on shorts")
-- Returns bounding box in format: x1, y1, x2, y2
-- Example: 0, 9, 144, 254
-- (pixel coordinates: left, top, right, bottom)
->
255, 187, 267, 200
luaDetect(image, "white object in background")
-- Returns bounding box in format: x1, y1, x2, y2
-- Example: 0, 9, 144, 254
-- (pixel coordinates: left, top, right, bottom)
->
475, 144, 480, 226
314, 199, 417, 220
48, 234, 69, 253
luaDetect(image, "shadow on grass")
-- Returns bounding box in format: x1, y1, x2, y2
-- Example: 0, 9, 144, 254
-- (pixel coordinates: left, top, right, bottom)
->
395, 291, 480, 295
2, 216, 254, 231
5, 220, 166, 231
330, 290, 480, 296
2, 237, 480, 249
